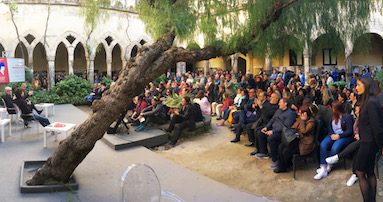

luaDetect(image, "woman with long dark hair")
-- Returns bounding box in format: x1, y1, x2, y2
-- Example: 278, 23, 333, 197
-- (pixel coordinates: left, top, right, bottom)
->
354, 75, 383, 202
314, 100, 353, 180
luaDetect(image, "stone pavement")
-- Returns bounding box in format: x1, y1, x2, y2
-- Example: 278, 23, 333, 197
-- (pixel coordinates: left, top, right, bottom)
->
0, 104, 274, 201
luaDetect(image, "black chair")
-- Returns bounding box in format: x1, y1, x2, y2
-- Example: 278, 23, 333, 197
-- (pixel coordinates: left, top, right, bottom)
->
292, 118, 321, 180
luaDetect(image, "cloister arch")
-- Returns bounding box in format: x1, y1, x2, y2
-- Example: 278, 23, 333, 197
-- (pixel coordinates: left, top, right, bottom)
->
73, 42, 87, 75
311, 34, 345, 70
15, 42, 29, 66
94, 44, 107, 76
111, 44, 122, 79
33, 42, 48, 72
55, 42, 68, 74
352, 33, 383, 72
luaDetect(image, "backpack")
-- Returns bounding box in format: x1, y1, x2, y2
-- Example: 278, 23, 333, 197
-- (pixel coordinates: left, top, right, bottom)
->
192, 103, 204, 122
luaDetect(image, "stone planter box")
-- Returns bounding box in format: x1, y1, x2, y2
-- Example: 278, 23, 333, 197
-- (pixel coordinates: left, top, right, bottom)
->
20, 160, 79, 193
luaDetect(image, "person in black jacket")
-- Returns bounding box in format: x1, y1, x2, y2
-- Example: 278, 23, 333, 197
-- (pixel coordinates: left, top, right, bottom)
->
255, 98, 296, 169
1, 87, 16, 114
135, 97, 167, 132
13, 88, 50, 127
165, 96, 194, 147
354, 75, 383, 202
248, 92, 280, 154
20, 83, 43, 114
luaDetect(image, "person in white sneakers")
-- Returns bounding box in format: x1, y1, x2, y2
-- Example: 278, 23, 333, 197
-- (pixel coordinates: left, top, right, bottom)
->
326, 104, 361, 186
314, 101, 354, 180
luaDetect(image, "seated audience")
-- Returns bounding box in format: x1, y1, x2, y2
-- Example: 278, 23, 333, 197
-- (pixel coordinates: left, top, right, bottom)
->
274, 105, 316, 173
135, 97, 167, 132
315, 101, 353, 180
255, 98, 296, 169
194, 90, 211, 115
165, 96, 194, 147
128, 95, 149, 126
325, 104, 361, 186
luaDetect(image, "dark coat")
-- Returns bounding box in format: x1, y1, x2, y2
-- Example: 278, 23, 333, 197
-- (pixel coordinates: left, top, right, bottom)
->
265, 108, 296, 134
292, 117, 316, 155
252, 101, 279, 129
14, 98, 32, 115
358, 96, 383, 147
328, 113, 353, 139
2, 94, 15, 109
141, 102, 166, 120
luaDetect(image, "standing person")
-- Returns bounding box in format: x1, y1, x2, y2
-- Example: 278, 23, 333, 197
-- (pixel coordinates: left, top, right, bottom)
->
354, 76, 383, 202
298, 69, 305, 85
282, 67, 291, 86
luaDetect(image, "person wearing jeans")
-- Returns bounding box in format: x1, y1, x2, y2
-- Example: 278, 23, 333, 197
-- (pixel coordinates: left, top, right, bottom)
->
315, 101, 353, 180
13, 87, 50, 127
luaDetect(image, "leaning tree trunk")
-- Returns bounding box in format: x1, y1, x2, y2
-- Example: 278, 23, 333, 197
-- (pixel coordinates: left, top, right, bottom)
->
26, 31, 220, 185
26, 0, 298, 185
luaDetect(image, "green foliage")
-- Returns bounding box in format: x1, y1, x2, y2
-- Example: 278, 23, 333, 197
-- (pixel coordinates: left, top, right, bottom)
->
80, 0, 111, 46
327, 81, 350, 89
164, 93, 194, 108
138, 0, 197, 40
9, 0, 18, 12
186, 42, 200, 49
152, 74, 166, 86
101, 77, 114, 87
138, 0, 375, 57
29, 90, 61, 104
233, 82, 239, 94
11, 82, 32, 91
54, 75, 92, 105
55, 75, 92, 96
377, 70, 383, 90
25, 66, 33, 83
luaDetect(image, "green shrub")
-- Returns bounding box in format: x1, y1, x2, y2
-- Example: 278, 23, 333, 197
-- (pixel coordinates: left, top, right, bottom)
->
25, 66, 33, 83
11, 82, 33, 92
377, 70, 383, 90
327, 81, 350, 89
29, 90, 61, 104
101, 77, 114, 87
152, 74, 166, 86
55, 75, 92, 97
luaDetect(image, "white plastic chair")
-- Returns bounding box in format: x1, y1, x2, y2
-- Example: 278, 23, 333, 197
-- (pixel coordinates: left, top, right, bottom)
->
14, 105, 39, 140
120, 163, 185, 202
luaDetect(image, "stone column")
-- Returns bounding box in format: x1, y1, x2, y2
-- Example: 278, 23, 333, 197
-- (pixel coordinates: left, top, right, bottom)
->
303, 44, 311, 84
231, 53, 239, 74
106, 55, 112, 78
68, 46, 74, 75
122, 59, 127, 69
47, 56, 55, 89
264, 56, 272, 75
204, 60, 209, 76
88, 55, 95, 84
345, 41, 353, 83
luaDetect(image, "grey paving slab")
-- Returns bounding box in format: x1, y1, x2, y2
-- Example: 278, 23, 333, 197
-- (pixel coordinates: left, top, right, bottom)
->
102, 128, 169, 150
0, 104, 275, 202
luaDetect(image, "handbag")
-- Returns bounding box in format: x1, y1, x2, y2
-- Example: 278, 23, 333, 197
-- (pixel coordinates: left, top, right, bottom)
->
281, 126, 297, 146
